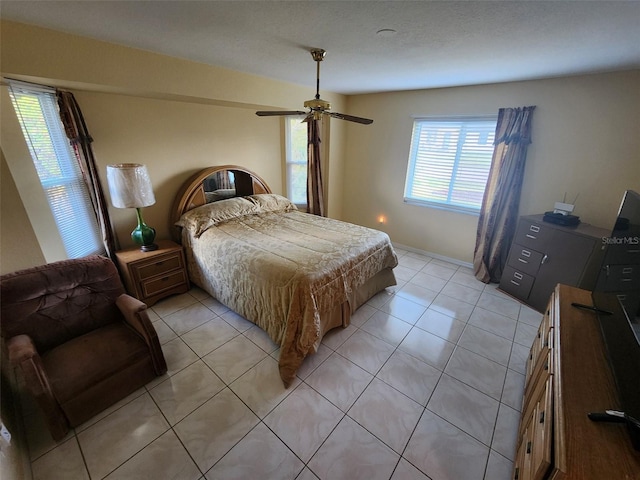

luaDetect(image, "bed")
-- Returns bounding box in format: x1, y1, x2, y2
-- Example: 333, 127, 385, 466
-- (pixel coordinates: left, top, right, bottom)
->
171, 165, 398, 386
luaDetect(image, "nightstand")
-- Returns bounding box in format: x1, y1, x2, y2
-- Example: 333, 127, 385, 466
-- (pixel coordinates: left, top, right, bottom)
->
115, 239, 190, 306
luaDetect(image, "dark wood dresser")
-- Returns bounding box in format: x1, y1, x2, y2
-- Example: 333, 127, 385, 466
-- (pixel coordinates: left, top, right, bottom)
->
500, 215, 609, 312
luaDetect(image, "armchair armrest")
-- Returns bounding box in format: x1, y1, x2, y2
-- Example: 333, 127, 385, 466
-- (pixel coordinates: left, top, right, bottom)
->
116, 294, 168, 375
6, 335, 69, 441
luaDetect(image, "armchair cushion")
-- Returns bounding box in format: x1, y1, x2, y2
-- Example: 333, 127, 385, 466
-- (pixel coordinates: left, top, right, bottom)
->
43, 323, 151, 404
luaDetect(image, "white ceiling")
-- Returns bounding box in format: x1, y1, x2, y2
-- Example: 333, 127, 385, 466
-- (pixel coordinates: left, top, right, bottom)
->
2, 1, 640, 95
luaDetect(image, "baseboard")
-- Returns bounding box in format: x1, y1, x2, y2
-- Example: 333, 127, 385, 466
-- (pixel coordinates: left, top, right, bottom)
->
391, 242, 473, 270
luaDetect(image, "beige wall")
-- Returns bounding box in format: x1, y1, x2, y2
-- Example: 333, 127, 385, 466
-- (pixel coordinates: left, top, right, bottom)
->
344, 71, 640, 263
0, 151, 46, 274
0, 21, 348, 269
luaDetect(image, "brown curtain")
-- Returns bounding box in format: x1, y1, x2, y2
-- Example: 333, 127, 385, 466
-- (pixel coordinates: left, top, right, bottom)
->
57, 90, 117, 259
474, 106, 536, 283
306, 117, 325, 216
215, 171, 233, 190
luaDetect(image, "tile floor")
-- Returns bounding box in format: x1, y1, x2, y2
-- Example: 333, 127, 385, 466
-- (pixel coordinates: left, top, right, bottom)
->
20, 247, 543, 480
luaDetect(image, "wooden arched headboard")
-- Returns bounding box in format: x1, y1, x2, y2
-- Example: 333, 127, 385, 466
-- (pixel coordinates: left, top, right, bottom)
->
170, 165, 272, 242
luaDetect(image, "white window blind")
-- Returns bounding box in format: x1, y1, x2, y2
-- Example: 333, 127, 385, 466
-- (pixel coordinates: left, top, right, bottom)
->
9, 83, 103, 258
285, 116, 308, 207
404, 116, 497, 214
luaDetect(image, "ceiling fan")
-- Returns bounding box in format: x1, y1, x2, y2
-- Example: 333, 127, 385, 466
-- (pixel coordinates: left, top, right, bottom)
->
256, 49, 373, 125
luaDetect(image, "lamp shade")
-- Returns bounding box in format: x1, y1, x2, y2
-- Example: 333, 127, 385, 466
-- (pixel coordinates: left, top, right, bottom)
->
106, 163, 156, 208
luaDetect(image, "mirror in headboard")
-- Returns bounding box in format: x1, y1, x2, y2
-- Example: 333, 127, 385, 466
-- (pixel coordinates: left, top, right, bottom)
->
171, 165, 272, 242
203, 169, 237, 203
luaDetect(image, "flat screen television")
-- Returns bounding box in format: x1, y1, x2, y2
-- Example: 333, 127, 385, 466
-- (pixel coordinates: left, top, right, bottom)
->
592, 291, 640, 450
608, 189, 640, 324
592, 189, 640, 450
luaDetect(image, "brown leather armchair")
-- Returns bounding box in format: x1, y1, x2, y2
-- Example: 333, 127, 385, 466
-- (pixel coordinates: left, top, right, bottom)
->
0, 255, 167, 441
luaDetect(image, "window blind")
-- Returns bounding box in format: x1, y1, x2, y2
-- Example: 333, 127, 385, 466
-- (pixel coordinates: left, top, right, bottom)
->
404, 117, 497, 214
285, 116, 308, 206
9, 83, 103, 258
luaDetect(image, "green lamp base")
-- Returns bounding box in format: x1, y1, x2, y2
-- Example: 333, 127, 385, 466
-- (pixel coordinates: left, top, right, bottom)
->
132, 207, 158, 251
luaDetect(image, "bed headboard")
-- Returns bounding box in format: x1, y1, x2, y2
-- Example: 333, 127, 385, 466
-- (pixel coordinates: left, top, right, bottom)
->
170, 165, 272, 242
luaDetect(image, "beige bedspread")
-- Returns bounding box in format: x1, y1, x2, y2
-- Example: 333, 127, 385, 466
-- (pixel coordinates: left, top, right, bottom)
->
177, 194, 398, 386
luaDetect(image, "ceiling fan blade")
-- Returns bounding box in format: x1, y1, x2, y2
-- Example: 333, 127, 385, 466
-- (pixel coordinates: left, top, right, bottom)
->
326, 111, 374, 125
257, 50, 374, 126
255, 110, 307, 117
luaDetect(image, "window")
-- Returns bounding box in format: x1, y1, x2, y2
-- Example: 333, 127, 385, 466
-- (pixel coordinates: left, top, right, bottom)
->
9, 83, 103, 258
404, 116, 497, 214
285, 116, 308, 207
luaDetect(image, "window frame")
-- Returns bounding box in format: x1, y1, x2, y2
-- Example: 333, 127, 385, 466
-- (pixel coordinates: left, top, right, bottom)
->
404, 115, 498, 216
284, 115, 308, 209
7, 81, 104, 259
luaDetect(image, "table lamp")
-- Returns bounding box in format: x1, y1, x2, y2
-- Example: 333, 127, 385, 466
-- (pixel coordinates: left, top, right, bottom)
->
106, 163, 158, 251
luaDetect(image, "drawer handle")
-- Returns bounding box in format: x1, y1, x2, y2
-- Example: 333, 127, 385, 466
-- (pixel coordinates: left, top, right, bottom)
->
621, 278, 633, 282
541, 254, 548, 265
518, 258, 529, 264
526, 441, 532, 454
155, 261, 165, 266
525, 234, 537, 240
622, 267, 633, 274
628, 249, 640, 254
161, 276, 170, 282
510, 280, 521, 286
529, 225, 540, 233
539, 411, 545, 424
514, 467, 519, 480
514, 272, 523, 280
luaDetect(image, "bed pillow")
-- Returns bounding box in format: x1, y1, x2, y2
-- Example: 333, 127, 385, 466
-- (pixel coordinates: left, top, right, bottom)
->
247, 194, 298, 213
176, 196, 257, 237
176, 194, 298, 237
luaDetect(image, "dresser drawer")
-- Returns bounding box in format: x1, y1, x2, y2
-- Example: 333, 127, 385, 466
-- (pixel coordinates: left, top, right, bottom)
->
600, 264, 640, 291
508, 244, 544, 277
529, 376, 553, 480
616, 293, 640, 318
522, 348, 552, 428
141, 269, 188, 297
501, 266, 535, 300
604, 243, 640, 265
514, 220, 554, 251
514, 413, 534, 480
134, 252, 183, 280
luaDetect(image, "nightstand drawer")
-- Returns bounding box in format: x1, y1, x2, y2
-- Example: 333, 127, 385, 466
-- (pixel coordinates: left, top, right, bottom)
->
115, 239, 190, 306
135, 253, 183, 280
141, 270, 187, 297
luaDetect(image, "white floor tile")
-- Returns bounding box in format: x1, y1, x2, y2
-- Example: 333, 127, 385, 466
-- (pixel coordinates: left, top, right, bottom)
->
23, 262, 530, 480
